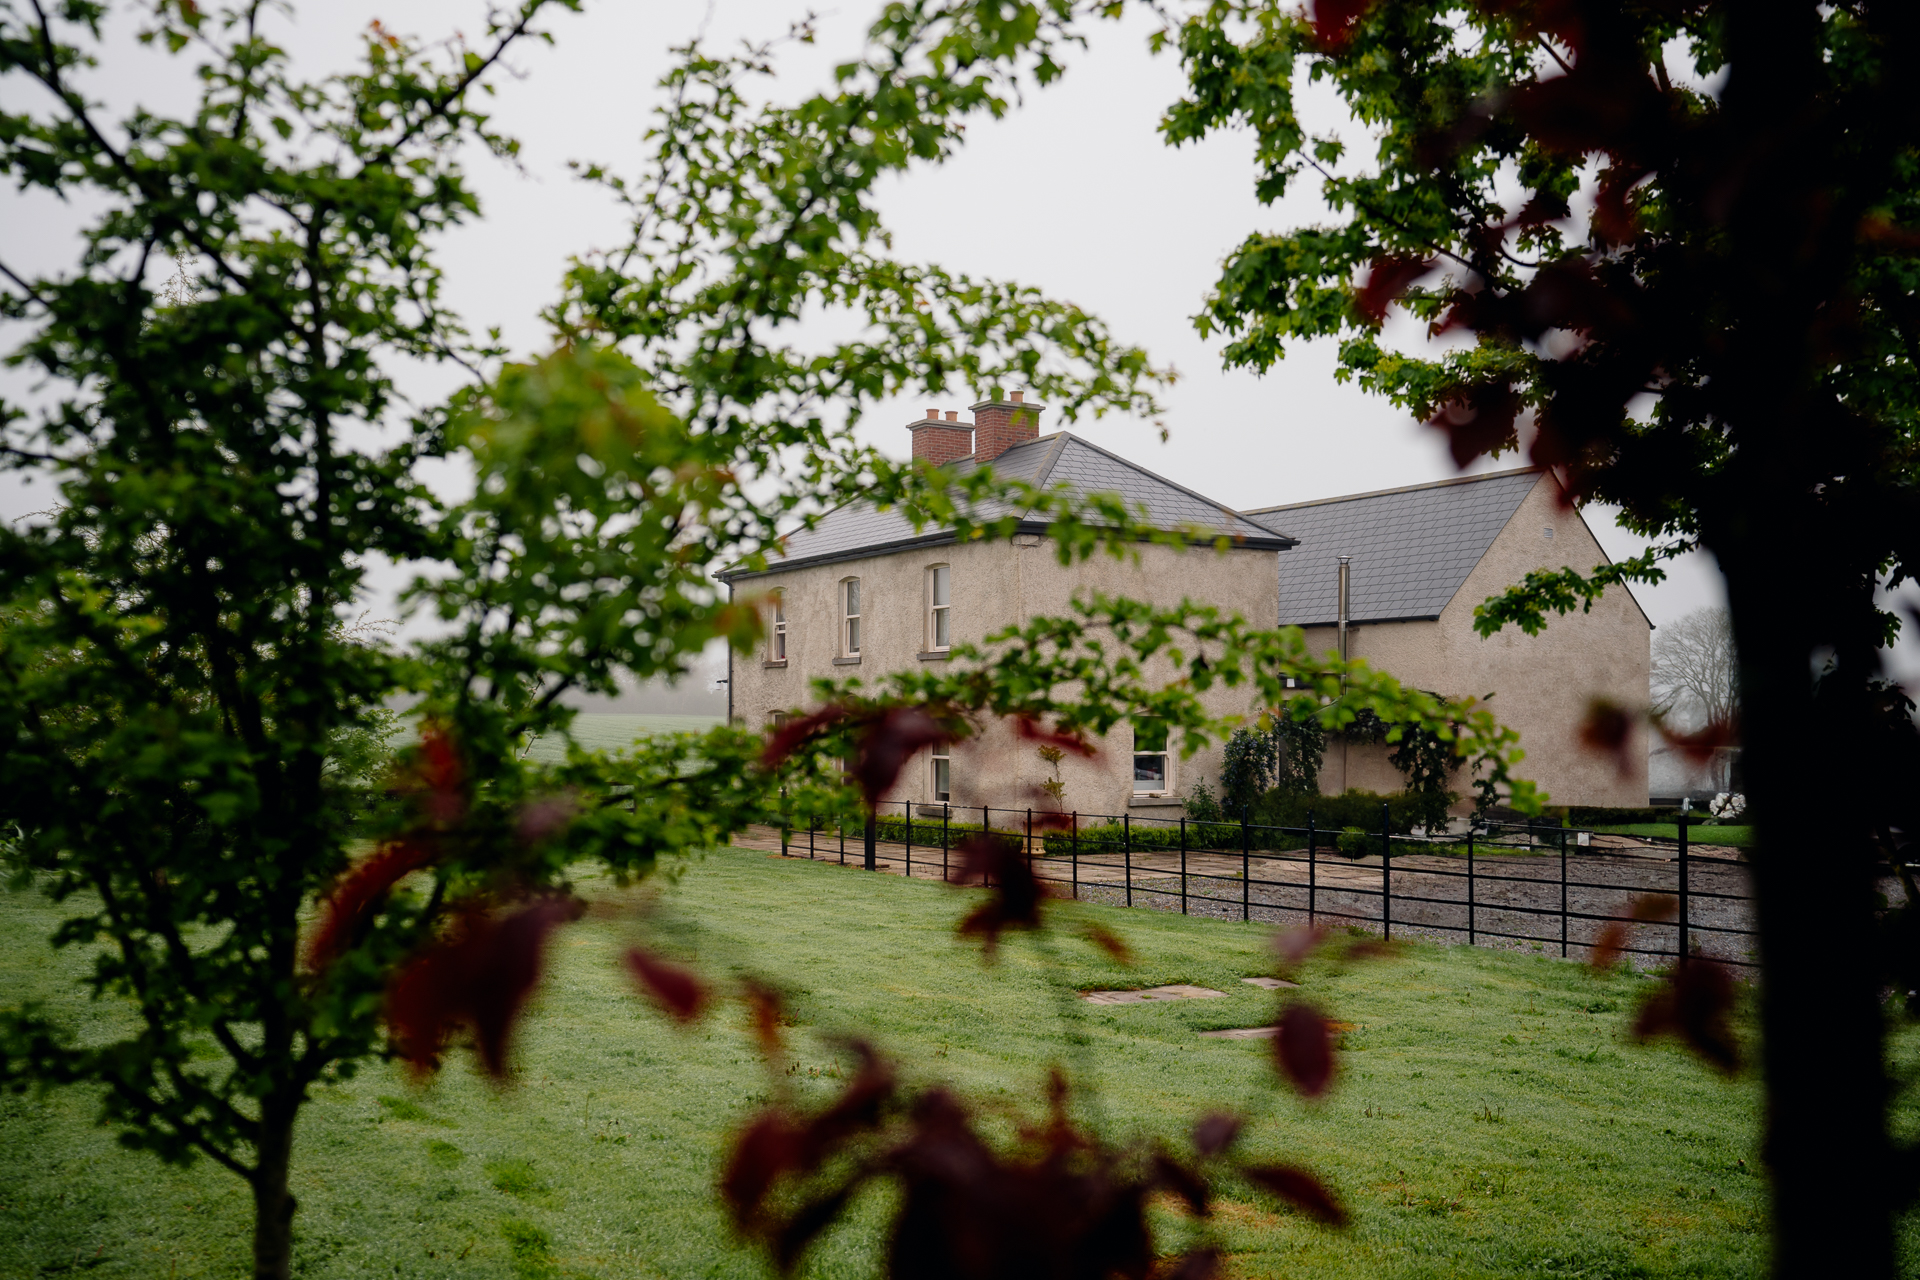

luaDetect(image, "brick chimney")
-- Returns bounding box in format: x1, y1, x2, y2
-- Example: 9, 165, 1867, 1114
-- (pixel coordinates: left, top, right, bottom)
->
905, 407, 973, 466
971, 390, 1044, 463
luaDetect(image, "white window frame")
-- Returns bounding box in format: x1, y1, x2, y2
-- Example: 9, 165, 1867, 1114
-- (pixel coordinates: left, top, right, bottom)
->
930, 741, 951, 803
926, 563, 951, 652
1132, 719, 1171, 796
840, 577, 862, 657
768, 590, 786, 661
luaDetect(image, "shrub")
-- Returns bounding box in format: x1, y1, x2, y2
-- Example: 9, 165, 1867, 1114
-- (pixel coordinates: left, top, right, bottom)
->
1250, 788, 1427, 835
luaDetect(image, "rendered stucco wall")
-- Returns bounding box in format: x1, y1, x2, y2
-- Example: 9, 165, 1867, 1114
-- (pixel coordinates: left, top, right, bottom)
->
1300, 475, 1651, 810
728, 537, 1279, 817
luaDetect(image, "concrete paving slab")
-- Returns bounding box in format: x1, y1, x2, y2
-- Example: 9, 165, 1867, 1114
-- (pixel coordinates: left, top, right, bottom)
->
1198, 1026, 1277, 1039
1240, 976, 1300, 989
1080, 984, 1227, 1005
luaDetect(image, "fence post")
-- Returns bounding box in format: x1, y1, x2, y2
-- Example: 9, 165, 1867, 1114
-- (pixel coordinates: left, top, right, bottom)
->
1026, 808, 1033, 872
1180, 817, 1189, 916
1241, 804, 1251, 922
943, 806, 950, 882
904, 801, 912, 880
839, 816, 846, 865
1678, 815, 1691, 963
1381, 802, 1392, 941
808, 817, 815, 860
864, 810, 877, 872
1466, 825, 1476, 947
983, 806, 992, 889
1124, 814, 1133, 909
1070, 812, 1079, 900
1307, 811, 1317, 927
780, 796, 788, 859
1559, 826, 1569, 958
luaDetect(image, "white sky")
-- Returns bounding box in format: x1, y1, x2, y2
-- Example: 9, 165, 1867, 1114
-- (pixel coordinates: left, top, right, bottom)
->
5, 0, 1915, 687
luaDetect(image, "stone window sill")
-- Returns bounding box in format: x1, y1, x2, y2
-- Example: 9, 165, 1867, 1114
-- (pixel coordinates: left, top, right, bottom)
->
832, 656, 861, 666
917, 650, 950, 662
1128, 795, 1182, 809
762, 659, 787, 669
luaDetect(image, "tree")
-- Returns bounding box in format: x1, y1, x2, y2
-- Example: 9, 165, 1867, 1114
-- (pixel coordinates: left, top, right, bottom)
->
0, 3, 1537, 1276
1162, 0, 1920, 1270
1651, 606, 1739, 730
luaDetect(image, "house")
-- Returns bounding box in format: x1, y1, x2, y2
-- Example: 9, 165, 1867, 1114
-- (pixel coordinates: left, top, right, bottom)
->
723, 401, 1653, 818
720, 396, 1292, 818
1244, 468, 1652, 810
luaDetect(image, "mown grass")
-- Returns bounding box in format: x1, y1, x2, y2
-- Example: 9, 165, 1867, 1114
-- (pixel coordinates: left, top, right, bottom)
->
1594, 824, 1757, 849
0, 840, 1858, 1278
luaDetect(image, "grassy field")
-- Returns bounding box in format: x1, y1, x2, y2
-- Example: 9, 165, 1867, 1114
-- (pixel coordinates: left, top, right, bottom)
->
0, 842, 1814, 1279
1594, 824, 1757, 849
523, 713, 724, 764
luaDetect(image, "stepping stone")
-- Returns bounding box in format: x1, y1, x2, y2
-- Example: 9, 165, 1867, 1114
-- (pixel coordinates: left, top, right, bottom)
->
1081, 984, 1227, 1005
1241, 977, 1300, 990
1201, 1020, 1357, 1040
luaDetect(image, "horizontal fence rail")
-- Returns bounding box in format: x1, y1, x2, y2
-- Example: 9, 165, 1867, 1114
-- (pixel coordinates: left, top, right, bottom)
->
761, 802, 1804, 971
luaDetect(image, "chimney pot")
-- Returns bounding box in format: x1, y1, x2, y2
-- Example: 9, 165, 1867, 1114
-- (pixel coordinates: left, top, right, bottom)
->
945, 410, 959, 421
1011, 391, 1024, 404
926, 408, 939, 420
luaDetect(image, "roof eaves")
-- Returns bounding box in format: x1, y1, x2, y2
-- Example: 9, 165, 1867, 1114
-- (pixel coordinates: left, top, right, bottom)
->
1278, 611, 1446, 628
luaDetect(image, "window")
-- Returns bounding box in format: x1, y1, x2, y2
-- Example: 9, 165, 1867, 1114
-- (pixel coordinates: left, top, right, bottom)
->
768, 591, 786, 661
930, 741, 951, 803
840, 578, 861, 657
1132, 720, 1170, 795
926, 564, 951, 651
769, 710, 790, 735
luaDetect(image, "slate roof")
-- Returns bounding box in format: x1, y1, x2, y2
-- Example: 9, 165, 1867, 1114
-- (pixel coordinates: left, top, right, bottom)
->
1243, 468, 1547, 626
729, 433, 1290, 578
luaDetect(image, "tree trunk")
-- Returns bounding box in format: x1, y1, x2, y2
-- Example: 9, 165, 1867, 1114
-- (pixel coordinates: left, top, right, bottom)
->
1722, 556, 1893, 1276
251, 1095, 300, 1280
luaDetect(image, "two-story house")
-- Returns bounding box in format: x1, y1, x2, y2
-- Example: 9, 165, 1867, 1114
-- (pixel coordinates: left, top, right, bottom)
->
720, 395, 1291, 818
723, 399, 1654, 817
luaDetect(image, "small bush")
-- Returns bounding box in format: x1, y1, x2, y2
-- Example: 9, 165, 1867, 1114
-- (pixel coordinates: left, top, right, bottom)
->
1335, 827, 1372, 858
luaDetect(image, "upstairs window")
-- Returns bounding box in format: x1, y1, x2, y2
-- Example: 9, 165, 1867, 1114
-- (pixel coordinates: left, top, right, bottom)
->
1132, 720, 1170, 795
926, 564, 951, 651
768, 591, 786, 661
841, 577, 862, 657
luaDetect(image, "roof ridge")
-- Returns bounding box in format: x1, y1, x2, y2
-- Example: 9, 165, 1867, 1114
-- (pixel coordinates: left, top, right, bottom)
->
1018, 432, 1073, 518
1245, 465, 1544, 515
1043, 431, 1289, 541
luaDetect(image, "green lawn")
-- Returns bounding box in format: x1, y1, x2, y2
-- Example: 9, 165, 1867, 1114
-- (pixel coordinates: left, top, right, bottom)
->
523, 713, 724, 764
0, 843, 1807, 1278
1593, 824, 1757, 849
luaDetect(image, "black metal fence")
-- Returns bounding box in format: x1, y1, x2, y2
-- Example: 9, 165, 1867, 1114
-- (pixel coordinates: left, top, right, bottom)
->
777, 802, 1763, 970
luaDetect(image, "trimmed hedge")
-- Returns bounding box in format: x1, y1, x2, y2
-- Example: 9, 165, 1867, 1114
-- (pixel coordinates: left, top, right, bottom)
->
1249, 788, 1429, 835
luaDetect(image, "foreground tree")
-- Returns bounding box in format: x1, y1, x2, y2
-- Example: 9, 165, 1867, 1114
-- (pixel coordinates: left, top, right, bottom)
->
1163, 0, 1920, 1270
0, 3, 1533, 1275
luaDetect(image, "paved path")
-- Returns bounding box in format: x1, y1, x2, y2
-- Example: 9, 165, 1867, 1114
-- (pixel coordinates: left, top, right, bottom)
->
730, 825, 1762, 969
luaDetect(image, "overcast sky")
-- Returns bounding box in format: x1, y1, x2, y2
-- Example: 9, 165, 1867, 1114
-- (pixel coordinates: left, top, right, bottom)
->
7, 0, 1916, 686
